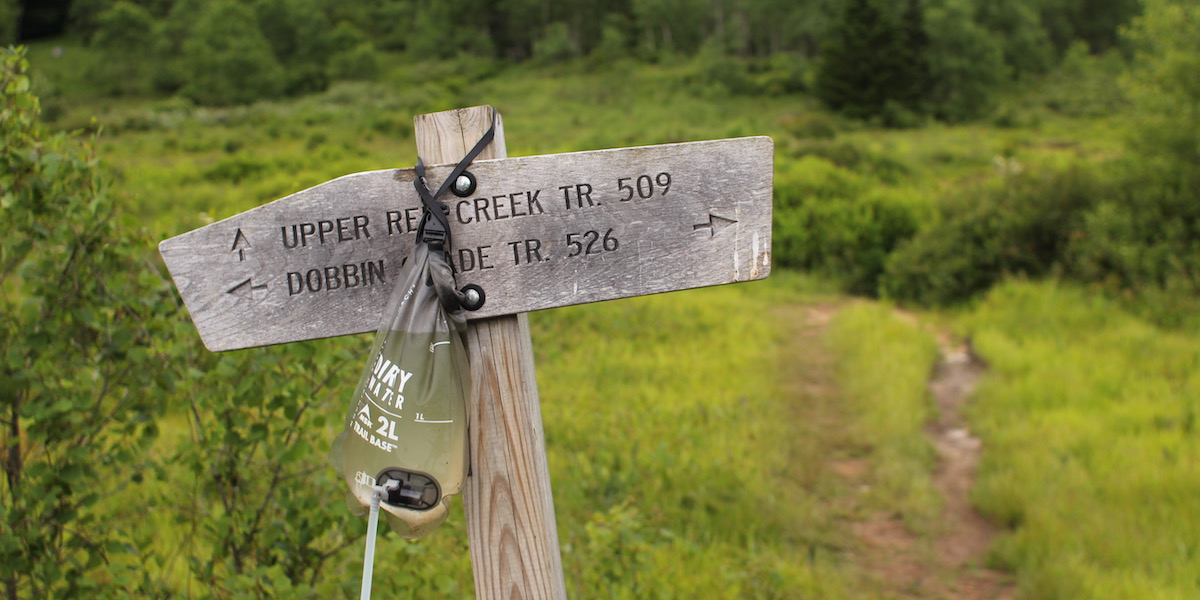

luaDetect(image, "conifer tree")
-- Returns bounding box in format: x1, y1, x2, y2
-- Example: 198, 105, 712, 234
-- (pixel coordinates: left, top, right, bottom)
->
894, 0, 932, 114
814, 0, 905, 120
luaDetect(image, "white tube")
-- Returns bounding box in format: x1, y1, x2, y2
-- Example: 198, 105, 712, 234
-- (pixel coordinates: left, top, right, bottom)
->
360, 479, 398, 600
360, 489, 381, 600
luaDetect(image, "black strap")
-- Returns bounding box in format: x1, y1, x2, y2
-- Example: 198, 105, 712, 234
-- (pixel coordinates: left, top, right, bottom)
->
414, 109, 497, 251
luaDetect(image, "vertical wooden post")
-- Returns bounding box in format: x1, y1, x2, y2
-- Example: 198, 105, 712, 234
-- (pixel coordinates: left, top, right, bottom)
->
413, 106, 567, 600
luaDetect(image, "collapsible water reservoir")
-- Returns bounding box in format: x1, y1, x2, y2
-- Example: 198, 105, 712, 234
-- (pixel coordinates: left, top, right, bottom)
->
331, 242, 471, 539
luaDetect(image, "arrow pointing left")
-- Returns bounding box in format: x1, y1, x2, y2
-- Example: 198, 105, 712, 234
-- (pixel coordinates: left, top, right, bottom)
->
226, 278, 268, 298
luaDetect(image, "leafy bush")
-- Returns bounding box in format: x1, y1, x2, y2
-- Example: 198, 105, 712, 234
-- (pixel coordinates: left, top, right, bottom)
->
180, 1, 286, 106
587, 13, 632, 65
779, 112, 840, 140
880, 0, 1198, 314
974, 0, 1055, 77
1035, 42, 1127, 118
774, 156, 922, 294
533, 22, 580, 63
1065, 167, 1200, 326
329, 42, 381, 82
923, 0, 1008, 121
749, 52, 810, 96
882, 165, 1105, 305
1, 46, 175, 598
1050, 0, 1200, 327
788, 137, 913, 184
687, 40, 750, 97
87, 1, 159, 97
166, 338, 367, 599
1122, 0, 1200, 179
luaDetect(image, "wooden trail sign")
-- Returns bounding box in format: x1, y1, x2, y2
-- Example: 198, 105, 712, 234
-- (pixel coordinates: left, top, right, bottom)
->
160, 137, 773, 351
160, 105, 773, 600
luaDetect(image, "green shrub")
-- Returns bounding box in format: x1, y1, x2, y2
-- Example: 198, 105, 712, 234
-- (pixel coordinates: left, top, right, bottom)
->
923, 0, 1008, 121
1, 46, 176, 598
989, 103, 1042, 129
1036, 42, 1127, 118
779, 112, 840, 140
1122, 0, 1200, 180
329, 42, 381, 81
774, 156, 921, 293
688, 40, 750, 96
587, 13, 632, 66
87, 1, 159, 97
750, 52, 810, 96
883, 165, 1106, 305
180, 1, 286, 106
1065, 166, 1200, 326
533, 22, 580, 63
789, 137, 912, 184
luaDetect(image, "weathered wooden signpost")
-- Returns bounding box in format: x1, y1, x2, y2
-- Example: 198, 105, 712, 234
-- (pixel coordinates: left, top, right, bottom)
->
160, 106, 773, 598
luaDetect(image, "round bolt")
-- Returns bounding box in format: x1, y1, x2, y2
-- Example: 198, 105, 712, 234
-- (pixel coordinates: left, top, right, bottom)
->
460, 284, 485, 311
451, 171, 477, 197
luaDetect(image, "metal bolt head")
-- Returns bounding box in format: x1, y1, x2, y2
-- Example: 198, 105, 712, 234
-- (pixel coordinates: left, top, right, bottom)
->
453, 175, 473, 195
460, 284, 485, 310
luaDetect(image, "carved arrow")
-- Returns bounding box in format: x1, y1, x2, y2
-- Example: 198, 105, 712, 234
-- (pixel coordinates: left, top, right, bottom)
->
226, 278, 268, 298
693, 213, 738, 238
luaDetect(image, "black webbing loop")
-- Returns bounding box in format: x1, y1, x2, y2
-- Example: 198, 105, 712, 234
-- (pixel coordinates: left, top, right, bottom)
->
414, 109, 497, 252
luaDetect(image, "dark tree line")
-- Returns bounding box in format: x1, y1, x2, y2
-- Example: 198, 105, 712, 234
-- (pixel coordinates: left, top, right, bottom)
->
4, 0, 1144, 119
11, 0, 1141, 56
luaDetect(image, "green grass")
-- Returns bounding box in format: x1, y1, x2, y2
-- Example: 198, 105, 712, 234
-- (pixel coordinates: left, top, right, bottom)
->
534, 274, 857, 598
960, 281, 1200, 599
827, 303, 942, 533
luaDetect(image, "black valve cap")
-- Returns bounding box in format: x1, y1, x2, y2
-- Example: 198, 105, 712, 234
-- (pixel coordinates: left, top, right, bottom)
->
376, 468, 441, 511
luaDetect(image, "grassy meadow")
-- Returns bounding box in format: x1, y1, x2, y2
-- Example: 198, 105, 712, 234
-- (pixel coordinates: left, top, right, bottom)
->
961, 282, 1200, 599
7, 22, 1200, 598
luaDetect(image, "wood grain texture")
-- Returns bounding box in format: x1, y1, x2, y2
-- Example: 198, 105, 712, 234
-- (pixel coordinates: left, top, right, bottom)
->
416, 106, 567, 600
159, 136, 772, 351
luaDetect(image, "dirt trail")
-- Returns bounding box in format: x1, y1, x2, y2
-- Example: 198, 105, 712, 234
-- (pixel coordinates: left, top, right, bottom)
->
805, 305, 1015, 599
921, 340, 1014, 599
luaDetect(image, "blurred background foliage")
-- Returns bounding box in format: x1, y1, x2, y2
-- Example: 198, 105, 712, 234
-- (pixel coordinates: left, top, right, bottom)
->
4, 0, 1200, 597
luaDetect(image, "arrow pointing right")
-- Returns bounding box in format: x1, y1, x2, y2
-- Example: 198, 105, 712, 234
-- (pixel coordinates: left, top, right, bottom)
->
693, 213, 738, 238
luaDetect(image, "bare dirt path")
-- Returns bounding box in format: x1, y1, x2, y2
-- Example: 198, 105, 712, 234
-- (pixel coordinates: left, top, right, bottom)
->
791, 303, 1016, 599
922, 339, 1015, 600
